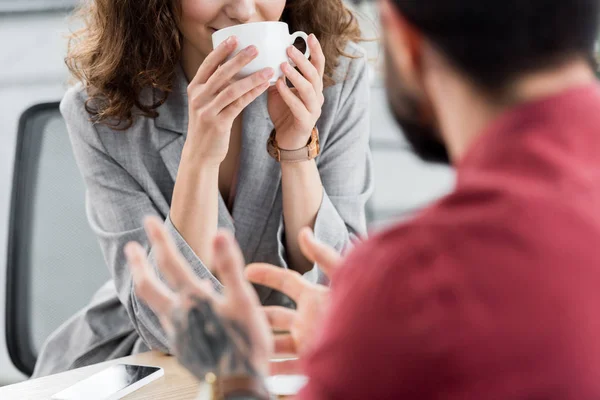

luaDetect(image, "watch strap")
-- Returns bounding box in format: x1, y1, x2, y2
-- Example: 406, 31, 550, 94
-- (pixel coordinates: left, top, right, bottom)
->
267, 127, 320, 163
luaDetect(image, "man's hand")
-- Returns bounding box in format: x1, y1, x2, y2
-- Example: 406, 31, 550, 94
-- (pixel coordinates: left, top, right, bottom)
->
125, 216, 273, 380
245, 228, 342, 374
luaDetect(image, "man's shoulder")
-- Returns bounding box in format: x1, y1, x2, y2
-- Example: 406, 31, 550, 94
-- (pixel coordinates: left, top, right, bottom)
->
340, 186, 525, 281
339, 219, 442, 289
343, 176, 594, 286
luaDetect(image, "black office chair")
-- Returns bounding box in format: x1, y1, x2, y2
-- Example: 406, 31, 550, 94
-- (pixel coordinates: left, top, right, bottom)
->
6, 103, 108, 376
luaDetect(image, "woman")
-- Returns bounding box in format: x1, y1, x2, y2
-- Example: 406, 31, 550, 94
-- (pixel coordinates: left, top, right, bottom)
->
33, 0, 373, 376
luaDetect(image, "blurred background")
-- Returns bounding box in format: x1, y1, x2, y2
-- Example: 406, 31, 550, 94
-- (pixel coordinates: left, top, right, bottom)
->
0, 0, 453, 385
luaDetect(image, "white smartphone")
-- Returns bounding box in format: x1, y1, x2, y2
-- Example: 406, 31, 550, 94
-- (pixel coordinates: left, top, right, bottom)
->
50, 364, 164, 400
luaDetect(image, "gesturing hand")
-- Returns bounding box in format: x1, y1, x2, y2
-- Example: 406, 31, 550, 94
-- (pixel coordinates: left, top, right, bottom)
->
245, 228, 342, 374
125, 217, 273, 380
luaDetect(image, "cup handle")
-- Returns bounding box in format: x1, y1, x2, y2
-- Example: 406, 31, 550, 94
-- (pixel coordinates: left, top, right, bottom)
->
289, 31, 311, 67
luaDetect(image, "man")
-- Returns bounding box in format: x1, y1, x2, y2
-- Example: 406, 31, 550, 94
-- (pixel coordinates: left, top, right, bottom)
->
125, 0, 600, 398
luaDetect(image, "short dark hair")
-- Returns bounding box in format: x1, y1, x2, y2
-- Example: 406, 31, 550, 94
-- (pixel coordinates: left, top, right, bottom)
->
391, 1, 600, 94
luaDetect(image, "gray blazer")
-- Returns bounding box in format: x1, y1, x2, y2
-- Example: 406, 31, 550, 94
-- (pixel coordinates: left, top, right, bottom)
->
33, 43, 373, 377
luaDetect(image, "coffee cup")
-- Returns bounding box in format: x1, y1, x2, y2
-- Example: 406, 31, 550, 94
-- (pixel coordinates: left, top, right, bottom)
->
212, 21, 311, 85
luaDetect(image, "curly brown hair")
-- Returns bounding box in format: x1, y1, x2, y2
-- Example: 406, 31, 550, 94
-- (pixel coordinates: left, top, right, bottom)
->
67, 0, 362, 129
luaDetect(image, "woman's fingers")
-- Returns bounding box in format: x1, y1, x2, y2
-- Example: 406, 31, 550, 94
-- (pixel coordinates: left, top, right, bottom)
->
125, 241, 176, 318
264, 306, 296, 331
204, 45, 259, 94
308, 34, 326, 84
212, 67, 274, 113
298, 228, 341, 279
281, 61, 319, 114
220, 81, 271, 120
287, 44, 322, 94
275, 78, 310, 122
191, 36, 238, 86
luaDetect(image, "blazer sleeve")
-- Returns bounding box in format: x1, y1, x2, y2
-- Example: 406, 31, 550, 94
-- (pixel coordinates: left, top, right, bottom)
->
301, 48, 375, 284
60, 87, 223, 354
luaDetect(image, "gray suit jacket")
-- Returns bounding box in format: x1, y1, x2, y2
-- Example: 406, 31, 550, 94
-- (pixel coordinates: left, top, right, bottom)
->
33, 43, 373, 377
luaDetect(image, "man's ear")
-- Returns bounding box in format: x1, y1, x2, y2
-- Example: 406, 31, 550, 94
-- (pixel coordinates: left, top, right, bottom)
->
379, 0, 424, 92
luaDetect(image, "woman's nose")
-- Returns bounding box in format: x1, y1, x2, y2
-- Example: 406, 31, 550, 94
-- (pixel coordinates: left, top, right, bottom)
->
224, 0, 257, 23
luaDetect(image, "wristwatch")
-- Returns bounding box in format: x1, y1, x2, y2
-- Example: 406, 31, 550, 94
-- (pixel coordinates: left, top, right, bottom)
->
205, 372, 271, 400
267, 127, 320, 163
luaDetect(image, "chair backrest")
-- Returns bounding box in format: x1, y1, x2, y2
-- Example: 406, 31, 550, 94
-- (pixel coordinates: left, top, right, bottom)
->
6, 103, 108, 376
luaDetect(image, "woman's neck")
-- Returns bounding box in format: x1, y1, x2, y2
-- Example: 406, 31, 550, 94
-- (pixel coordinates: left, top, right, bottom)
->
181, 39, 208, 83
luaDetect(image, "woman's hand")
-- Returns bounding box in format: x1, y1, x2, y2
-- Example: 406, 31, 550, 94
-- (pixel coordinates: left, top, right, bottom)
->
186, 36, 275, 165
125, 217, 273, 380
246, 228, 342, 375
267, 34, 326, 150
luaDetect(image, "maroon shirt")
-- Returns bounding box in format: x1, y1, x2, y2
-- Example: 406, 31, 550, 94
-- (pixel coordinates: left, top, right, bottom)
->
299, 85, 600, 400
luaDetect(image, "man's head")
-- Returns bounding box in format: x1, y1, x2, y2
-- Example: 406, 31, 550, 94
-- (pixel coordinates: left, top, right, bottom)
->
380, 0, 600, 164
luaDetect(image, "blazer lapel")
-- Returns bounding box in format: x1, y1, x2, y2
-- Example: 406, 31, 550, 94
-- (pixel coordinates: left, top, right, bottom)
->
233, 93, 280, 262
153, 64, 189, 138
155, 67, 235, 232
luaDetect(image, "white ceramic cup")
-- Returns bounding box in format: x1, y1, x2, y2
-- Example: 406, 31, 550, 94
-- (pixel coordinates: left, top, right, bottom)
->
212, 21, 311, 85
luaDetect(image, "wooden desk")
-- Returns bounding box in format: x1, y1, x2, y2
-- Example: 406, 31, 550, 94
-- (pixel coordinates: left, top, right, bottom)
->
0, 351, 200, 400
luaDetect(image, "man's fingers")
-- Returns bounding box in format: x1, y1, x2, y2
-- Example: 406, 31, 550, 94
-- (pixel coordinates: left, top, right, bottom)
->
125, 241, 176, 317
245, 263, 311, 302
274, 334, 297, 355
144, 216, 199, 291
264, 306, 296, 331
270, 358, 302, 375
192, 36, 238, 85
213, 230, 248, 297
298, 228, 341, 278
